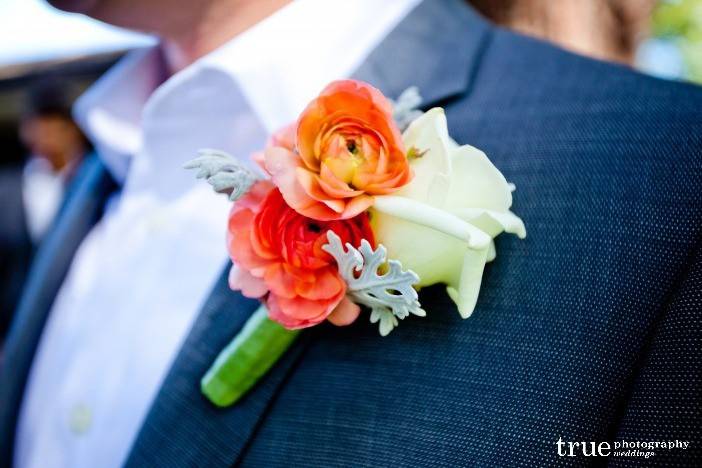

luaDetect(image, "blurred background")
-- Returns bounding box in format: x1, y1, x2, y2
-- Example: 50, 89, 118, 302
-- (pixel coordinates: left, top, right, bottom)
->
0, 0, 153, 168
0, 0, 154, 341
0, 0, 700, 343
640, 0, 702, 82
0, 0, 700, 170
1, 0, 699, 170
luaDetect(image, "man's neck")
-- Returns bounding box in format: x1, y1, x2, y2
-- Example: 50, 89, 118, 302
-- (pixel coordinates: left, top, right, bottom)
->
159, 0, 291, 74
471, 0, 654, 64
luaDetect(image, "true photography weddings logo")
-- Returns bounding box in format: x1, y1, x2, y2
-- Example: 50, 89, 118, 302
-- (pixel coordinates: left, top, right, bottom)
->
556, 437, 690, 459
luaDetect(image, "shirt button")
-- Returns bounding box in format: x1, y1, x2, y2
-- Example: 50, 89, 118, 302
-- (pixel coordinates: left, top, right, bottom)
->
68, 403, 93, 435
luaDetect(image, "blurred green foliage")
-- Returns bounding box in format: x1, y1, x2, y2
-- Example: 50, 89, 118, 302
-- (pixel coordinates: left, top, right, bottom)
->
652, 0, 702, 82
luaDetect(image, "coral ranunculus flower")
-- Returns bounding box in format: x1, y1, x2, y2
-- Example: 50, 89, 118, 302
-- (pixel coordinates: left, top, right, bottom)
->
264, 80, 412, 221
227, 180, 375, 329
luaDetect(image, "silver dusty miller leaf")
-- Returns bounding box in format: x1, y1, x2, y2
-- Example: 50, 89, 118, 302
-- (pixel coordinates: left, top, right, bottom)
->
370, 309, 399, 337
322, 231, 425, 336
184, 149, 259, 201
391, 86, 423, 132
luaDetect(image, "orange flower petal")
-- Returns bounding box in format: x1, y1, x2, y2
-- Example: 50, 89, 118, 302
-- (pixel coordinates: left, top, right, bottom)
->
228, 224, 270, 271
327, 296, 361, 326
296, 168, 346, 213
267, 288, 345, 329
286, 79, 410, 220
251, 151, 267, 174
319, 163, 363, 198
228, 265, 268, 298
294, 268, 345, 301
225, 180, 374, 330
265, 147, 324, 213
264, 263, 298, 299
341, 194, 374, 219
269, 123, 296, 151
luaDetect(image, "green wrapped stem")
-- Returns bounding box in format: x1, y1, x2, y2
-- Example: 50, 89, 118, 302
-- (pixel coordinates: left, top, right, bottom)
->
201, 304, 300, 407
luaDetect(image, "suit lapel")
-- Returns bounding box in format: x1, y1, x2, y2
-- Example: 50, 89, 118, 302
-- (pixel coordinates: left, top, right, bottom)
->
127, 0, 492, 465
125, 268, 311, 466
0, 154, 117, 465
351, 0, 490, 107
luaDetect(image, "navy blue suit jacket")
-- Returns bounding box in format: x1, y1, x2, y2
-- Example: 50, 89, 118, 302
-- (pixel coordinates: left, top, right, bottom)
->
1, 1, 701, 466
0, 167, 32, 342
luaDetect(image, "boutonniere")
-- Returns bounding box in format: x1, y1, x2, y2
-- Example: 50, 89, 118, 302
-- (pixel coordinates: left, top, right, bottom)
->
186, 80, 525, 407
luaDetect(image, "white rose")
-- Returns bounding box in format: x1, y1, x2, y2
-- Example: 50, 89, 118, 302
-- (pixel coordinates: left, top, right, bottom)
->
372, 108, 526, 318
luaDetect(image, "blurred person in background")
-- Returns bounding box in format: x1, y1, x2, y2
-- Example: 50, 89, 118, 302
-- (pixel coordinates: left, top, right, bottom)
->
0, 81, 87, 346
1, 0, 700, 467
19, 81, 88, 242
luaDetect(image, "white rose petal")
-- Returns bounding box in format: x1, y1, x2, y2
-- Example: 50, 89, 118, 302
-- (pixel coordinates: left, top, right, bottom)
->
372, 107, 526, 318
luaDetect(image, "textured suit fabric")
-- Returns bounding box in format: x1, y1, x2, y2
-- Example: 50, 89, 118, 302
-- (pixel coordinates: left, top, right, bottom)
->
238, 5, 700, 468
0, 167, 32, 342
125, 268, 313, 467
0, 164, 84, 344
2, 0, 701, 466
611, 241, 702, 467
129, 1, 702, 466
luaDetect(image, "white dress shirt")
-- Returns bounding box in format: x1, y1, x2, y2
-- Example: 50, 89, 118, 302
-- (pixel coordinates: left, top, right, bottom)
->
15, 1, 421, 467
22, 157, 70, 242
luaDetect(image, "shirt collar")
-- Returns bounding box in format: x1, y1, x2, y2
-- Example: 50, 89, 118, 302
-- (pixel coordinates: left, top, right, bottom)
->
199, 0, 422, 132
73, 47, 166, 183
74, 0, 422, 183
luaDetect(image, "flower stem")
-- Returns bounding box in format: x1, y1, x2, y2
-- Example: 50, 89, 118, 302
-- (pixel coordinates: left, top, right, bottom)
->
201, 304, 300, 407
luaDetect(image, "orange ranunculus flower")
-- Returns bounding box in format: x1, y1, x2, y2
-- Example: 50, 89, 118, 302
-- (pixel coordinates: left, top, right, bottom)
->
251, 123, 296, 171
264, 80, 412, 221
227, 180, 375, 329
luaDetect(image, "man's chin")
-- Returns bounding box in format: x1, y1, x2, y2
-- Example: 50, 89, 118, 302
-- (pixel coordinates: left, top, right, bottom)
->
45, 0, 102, 14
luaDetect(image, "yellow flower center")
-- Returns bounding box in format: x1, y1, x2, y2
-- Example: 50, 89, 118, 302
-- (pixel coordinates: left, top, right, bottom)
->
322, 133, 367, 186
